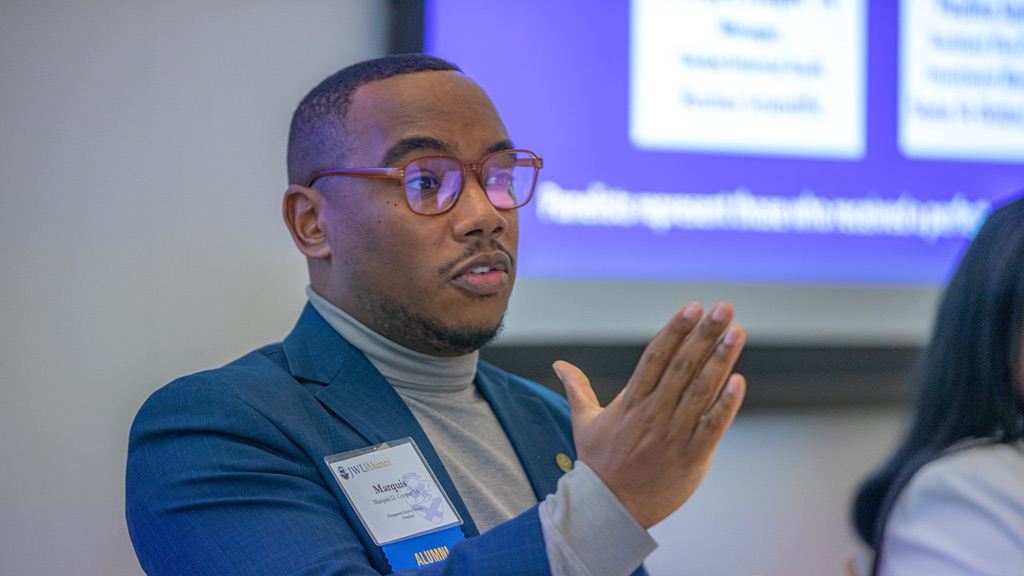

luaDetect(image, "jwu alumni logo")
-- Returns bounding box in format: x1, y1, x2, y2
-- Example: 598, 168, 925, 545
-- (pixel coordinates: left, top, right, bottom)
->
335, 457, 392, 481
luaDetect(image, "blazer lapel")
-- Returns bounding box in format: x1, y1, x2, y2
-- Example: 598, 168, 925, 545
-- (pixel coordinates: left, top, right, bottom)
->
281, 303, 480, 537
474, 363, 574, 501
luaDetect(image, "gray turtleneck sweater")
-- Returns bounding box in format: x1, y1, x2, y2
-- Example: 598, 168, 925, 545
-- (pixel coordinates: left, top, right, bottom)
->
308, 286, 655, 575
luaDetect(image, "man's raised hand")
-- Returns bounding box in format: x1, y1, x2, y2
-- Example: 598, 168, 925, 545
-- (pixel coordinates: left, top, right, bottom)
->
554, 302, 746, 529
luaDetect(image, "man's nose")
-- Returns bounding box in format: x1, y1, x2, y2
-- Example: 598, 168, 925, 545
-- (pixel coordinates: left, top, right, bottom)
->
450, 175, 508, 241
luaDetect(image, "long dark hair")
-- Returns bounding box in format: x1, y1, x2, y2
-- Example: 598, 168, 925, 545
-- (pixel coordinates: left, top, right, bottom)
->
852, 195, 1024, 558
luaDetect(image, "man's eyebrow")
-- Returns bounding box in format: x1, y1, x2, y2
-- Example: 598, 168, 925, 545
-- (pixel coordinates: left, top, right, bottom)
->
379, 138, 517, 167
380, 137, 452, 167
485, 140, 515, 156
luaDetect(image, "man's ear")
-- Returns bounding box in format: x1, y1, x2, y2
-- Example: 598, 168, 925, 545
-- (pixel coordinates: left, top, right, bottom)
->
283, 184, 331, 259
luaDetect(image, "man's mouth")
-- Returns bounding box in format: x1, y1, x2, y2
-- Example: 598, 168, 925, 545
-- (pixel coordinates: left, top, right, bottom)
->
450, 254, 512, 295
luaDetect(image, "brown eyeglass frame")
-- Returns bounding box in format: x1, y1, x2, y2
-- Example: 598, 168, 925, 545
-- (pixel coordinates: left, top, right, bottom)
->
304, 149, 544, 215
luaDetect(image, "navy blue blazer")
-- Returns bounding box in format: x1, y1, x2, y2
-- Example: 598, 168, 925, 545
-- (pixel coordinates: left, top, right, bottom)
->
126, 304, 581, 575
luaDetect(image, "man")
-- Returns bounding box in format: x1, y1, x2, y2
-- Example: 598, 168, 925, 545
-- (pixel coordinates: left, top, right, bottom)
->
126, 54, 746, 575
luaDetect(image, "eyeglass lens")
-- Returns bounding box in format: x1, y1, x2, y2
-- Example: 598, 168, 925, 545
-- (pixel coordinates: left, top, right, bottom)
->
403, 151, 536, 214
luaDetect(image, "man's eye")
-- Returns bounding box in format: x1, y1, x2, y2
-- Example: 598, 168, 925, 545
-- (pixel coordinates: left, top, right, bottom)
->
486, 171, 513, 187
407, 174, 440, 190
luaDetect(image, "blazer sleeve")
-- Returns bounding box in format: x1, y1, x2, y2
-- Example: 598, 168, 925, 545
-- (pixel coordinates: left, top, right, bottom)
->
876, 445, 1024, 576
126, 375, 552, 576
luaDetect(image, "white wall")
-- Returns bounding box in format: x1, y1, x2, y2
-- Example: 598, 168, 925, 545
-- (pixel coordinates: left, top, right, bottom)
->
648, 408, 902, 576
0, 2, 905, 575
0, 2, 387, 574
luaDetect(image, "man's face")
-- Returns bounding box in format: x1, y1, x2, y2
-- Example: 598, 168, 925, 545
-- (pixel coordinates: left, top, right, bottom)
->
314, 71, 519, 356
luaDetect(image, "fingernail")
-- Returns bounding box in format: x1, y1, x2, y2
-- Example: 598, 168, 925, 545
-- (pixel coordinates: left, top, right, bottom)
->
552, 362, 565, 381
724, 325, 739, 345
711, 304, 728, 322
683, 302, 701, 319
726, 375, 742, 395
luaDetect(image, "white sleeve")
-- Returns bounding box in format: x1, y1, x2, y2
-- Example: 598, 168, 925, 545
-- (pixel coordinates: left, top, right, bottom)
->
538, 461, 658, 576
877, 445, 1024, 576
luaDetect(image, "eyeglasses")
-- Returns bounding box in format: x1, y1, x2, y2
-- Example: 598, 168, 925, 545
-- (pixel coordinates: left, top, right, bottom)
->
305, 149, 543, 215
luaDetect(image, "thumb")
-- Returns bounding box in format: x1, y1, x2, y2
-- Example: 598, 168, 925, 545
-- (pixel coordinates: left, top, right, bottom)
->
553, 360, 601, 422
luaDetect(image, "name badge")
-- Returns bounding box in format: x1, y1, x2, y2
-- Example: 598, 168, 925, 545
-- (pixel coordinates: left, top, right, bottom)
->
326, 438, 465, 569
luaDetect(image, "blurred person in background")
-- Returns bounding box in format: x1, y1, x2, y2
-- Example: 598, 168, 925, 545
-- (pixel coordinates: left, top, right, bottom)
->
852, 195, 1024, 575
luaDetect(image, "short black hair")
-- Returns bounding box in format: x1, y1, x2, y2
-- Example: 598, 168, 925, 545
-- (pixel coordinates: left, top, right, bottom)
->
286, 54, 461, 185
852, 193, 1024, 561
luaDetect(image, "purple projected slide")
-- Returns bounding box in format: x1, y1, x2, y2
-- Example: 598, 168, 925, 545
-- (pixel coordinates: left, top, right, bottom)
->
426, 0, 1024, 286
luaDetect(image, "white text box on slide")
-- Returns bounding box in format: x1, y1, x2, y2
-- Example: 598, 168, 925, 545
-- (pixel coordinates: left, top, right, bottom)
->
630, 0, 867, 159
900, 0, 1024, 163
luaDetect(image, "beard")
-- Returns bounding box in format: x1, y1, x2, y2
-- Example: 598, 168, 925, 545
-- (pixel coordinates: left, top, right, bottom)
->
366, 240, 514, 356
369, 295, 505, 357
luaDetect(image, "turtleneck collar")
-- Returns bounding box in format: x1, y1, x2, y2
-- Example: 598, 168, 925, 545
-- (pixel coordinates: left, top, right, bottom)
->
306, 286, 478, 393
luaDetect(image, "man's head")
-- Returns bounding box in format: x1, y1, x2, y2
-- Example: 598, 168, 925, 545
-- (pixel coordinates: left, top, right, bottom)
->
286, 54, 461, 187
283, 55, 522, 357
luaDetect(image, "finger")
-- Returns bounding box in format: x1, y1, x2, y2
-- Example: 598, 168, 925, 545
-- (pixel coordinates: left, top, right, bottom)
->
691, 373, 746, 453
672, 324, 746, 428
553, 360, 601, 425
648, 302, 734, 409
620, 302, 702, 408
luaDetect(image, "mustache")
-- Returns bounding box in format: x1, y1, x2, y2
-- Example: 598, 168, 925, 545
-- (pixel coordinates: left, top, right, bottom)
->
437, 241, 516, 278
